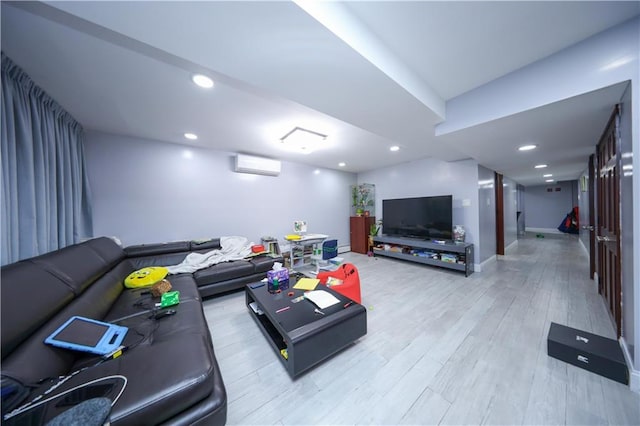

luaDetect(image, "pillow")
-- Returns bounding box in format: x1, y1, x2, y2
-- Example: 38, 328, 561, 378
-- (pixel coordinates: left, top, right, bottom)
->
124, 267, 168, 288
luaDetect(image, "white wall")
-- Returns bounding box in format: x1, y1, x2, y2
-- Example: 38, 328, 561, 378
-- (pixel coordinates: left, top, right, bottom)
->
84, 131, 356, 248
578, 168, 591, 256
524, 181, 578, 232
358, 157, 481, 266
503, 175, 518, 249
516, 184, 525, 237
477, 165, 496, 263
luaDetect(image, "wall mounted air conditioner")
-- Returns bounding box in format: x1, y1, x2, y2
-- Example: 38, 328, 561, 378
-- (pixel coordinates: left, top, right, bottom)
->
234, 154, 281, 176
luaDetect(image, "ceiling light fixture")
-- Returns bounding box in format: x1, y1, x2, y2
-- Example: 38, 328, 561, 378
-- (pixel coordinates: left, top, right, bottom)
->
518, 144, 537, 151
184, 132, 198, 140
545, 179, 554, 183
534, 164, 548, 169
390, 146, 400, 152
192, 74, 214, 89
338, 162, 346, 167
279, 127, 327, 154
543, 174, 552, 177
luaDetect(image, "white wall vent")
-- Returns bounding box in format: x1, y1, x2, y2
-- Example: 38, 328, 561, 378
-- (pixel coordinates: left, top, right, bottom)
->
234, 154, 281, 176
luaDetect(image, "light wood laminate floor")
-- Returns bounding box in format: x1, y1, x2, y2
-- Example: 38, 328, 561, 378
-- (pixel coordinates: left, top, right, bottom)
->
203, 235, 639, 425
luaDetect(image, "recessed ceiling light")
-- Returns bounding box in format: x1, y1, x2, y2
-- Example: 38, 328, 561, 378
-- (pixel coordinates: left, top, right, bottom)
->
390, 145, 400, 152
192, 74, 214, 89
518, 144, 537, 151
545, 179, 554, 182
543, 173, 552, 177
338, 162, 346, 167
534, 164, 548, 169
184, 132, 198, 140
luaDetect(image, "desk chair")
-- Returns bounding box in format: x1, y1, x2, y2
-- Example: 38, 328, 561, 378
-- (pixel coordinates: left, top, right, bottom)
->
322, 239, 338, 261
313, 239, 338, 274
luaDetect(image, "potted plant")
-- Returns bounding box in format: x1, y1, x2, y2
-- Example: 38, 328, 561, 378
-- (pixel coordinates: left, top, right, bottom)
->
368, 219, 382, 255
369, 220, 381, 237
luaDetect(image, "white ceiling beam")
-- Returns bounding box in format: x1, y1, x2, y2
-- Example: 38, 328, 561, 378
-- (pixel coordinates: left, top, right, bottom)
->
295, 0, 446, 121
436, 17, 639, 136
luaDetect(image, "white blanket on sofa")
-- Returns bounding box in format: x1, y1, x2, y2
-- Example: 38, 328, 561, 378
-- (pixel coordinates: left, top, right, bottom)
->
165, 236, 253, 274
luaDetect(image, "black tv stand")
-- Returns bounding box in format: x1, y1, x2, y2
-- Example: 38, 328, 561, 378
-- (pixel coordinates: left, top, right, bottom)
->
372, 235, 474, 276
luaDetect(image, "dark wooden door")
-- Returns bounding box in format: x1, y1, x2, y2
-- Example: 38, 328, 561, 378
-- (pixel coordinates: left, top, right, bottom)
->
595, 106, 621, 337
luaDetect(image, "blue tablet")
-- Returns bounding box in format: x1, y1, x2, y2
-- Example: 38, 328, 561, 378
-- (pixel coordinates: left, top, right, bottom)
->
44, 316, 128, 356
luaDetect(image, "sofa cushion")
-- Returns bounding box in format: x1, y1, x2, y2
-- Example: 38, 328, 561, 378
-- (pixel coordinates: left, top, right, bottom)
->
110, 334, 217, 425
29, 332, 220, 426
193, 260, 254, 286
69, 297, 220, 425
104, 274, 202, 326
86, 237, 126, 269
1, 261, 132, 384
0, 262, 74, 358
30, 237, 124, 296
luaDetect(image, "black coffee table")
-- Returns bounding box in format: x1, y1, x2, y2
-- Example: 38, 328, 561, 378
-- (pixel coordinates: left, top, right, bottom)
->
245, 277, 367, 378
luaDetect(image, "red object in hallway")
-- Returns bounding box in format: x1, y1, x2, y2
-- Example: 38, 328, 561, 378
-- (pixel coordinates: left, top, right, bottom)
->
317, 263, 362, 304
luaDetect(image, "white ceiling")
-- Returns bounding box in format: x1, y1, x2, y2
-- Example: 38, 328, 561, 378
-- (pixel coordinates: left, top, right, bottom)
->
1, 1, 638, 186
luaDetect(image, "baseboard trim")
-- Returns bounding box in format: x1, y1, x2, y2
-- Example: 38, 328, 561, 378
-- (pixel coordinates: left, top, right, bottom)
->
620, 336, 640, 393
338, 245, 351, 254
478, 255, 496, 273
505, 240, 518, 253
526, 227, 563, 234
579, 237, 589, 257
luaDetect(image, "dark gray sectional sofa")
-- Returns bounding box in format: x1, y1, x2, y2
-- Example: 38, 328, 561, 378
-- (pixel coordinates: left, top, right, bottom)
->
0, 236, 282, 425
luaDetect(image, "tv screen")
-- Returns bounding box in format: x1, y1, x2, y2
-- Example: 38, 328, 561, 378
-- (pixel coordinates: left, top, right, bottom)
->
382, 195, 453, 240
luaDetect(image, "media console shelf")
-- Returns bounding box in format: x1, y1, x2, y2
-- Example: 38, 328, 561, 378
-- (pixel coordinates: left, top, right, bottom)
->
372, 235, 474, 277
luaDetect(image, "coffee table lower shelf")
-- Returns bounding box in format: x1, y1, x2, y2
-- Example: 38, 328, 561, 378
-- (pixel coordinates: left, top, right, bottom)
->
246, 286, 367, 378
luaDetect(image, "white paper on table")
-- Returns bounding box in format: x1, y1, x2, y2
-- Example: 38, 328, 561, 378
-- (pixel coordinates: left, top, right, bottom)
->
304, 290, 340, 309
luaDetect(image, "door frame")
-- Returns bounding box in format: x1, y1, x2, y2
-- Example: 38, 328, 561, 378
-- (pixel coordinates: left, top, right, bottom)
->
588, 154, 596, 279
495, 172, 504, 255
595, 105, 622, 337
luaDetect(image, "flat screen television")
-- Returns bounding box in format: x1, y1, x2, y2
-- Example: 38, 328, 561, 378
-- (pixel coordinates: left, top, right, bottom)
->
382, 195, 453, 240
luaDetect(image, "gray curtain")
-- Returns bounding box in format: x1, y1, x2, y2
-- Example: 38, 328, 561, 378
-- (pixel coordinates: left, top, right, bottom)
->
1, 53, 93, 265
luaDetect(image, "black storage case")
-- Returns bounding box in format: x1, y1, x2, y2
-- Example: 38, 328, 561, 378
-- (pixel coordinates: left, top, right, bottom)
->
547, 322, 628, 384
